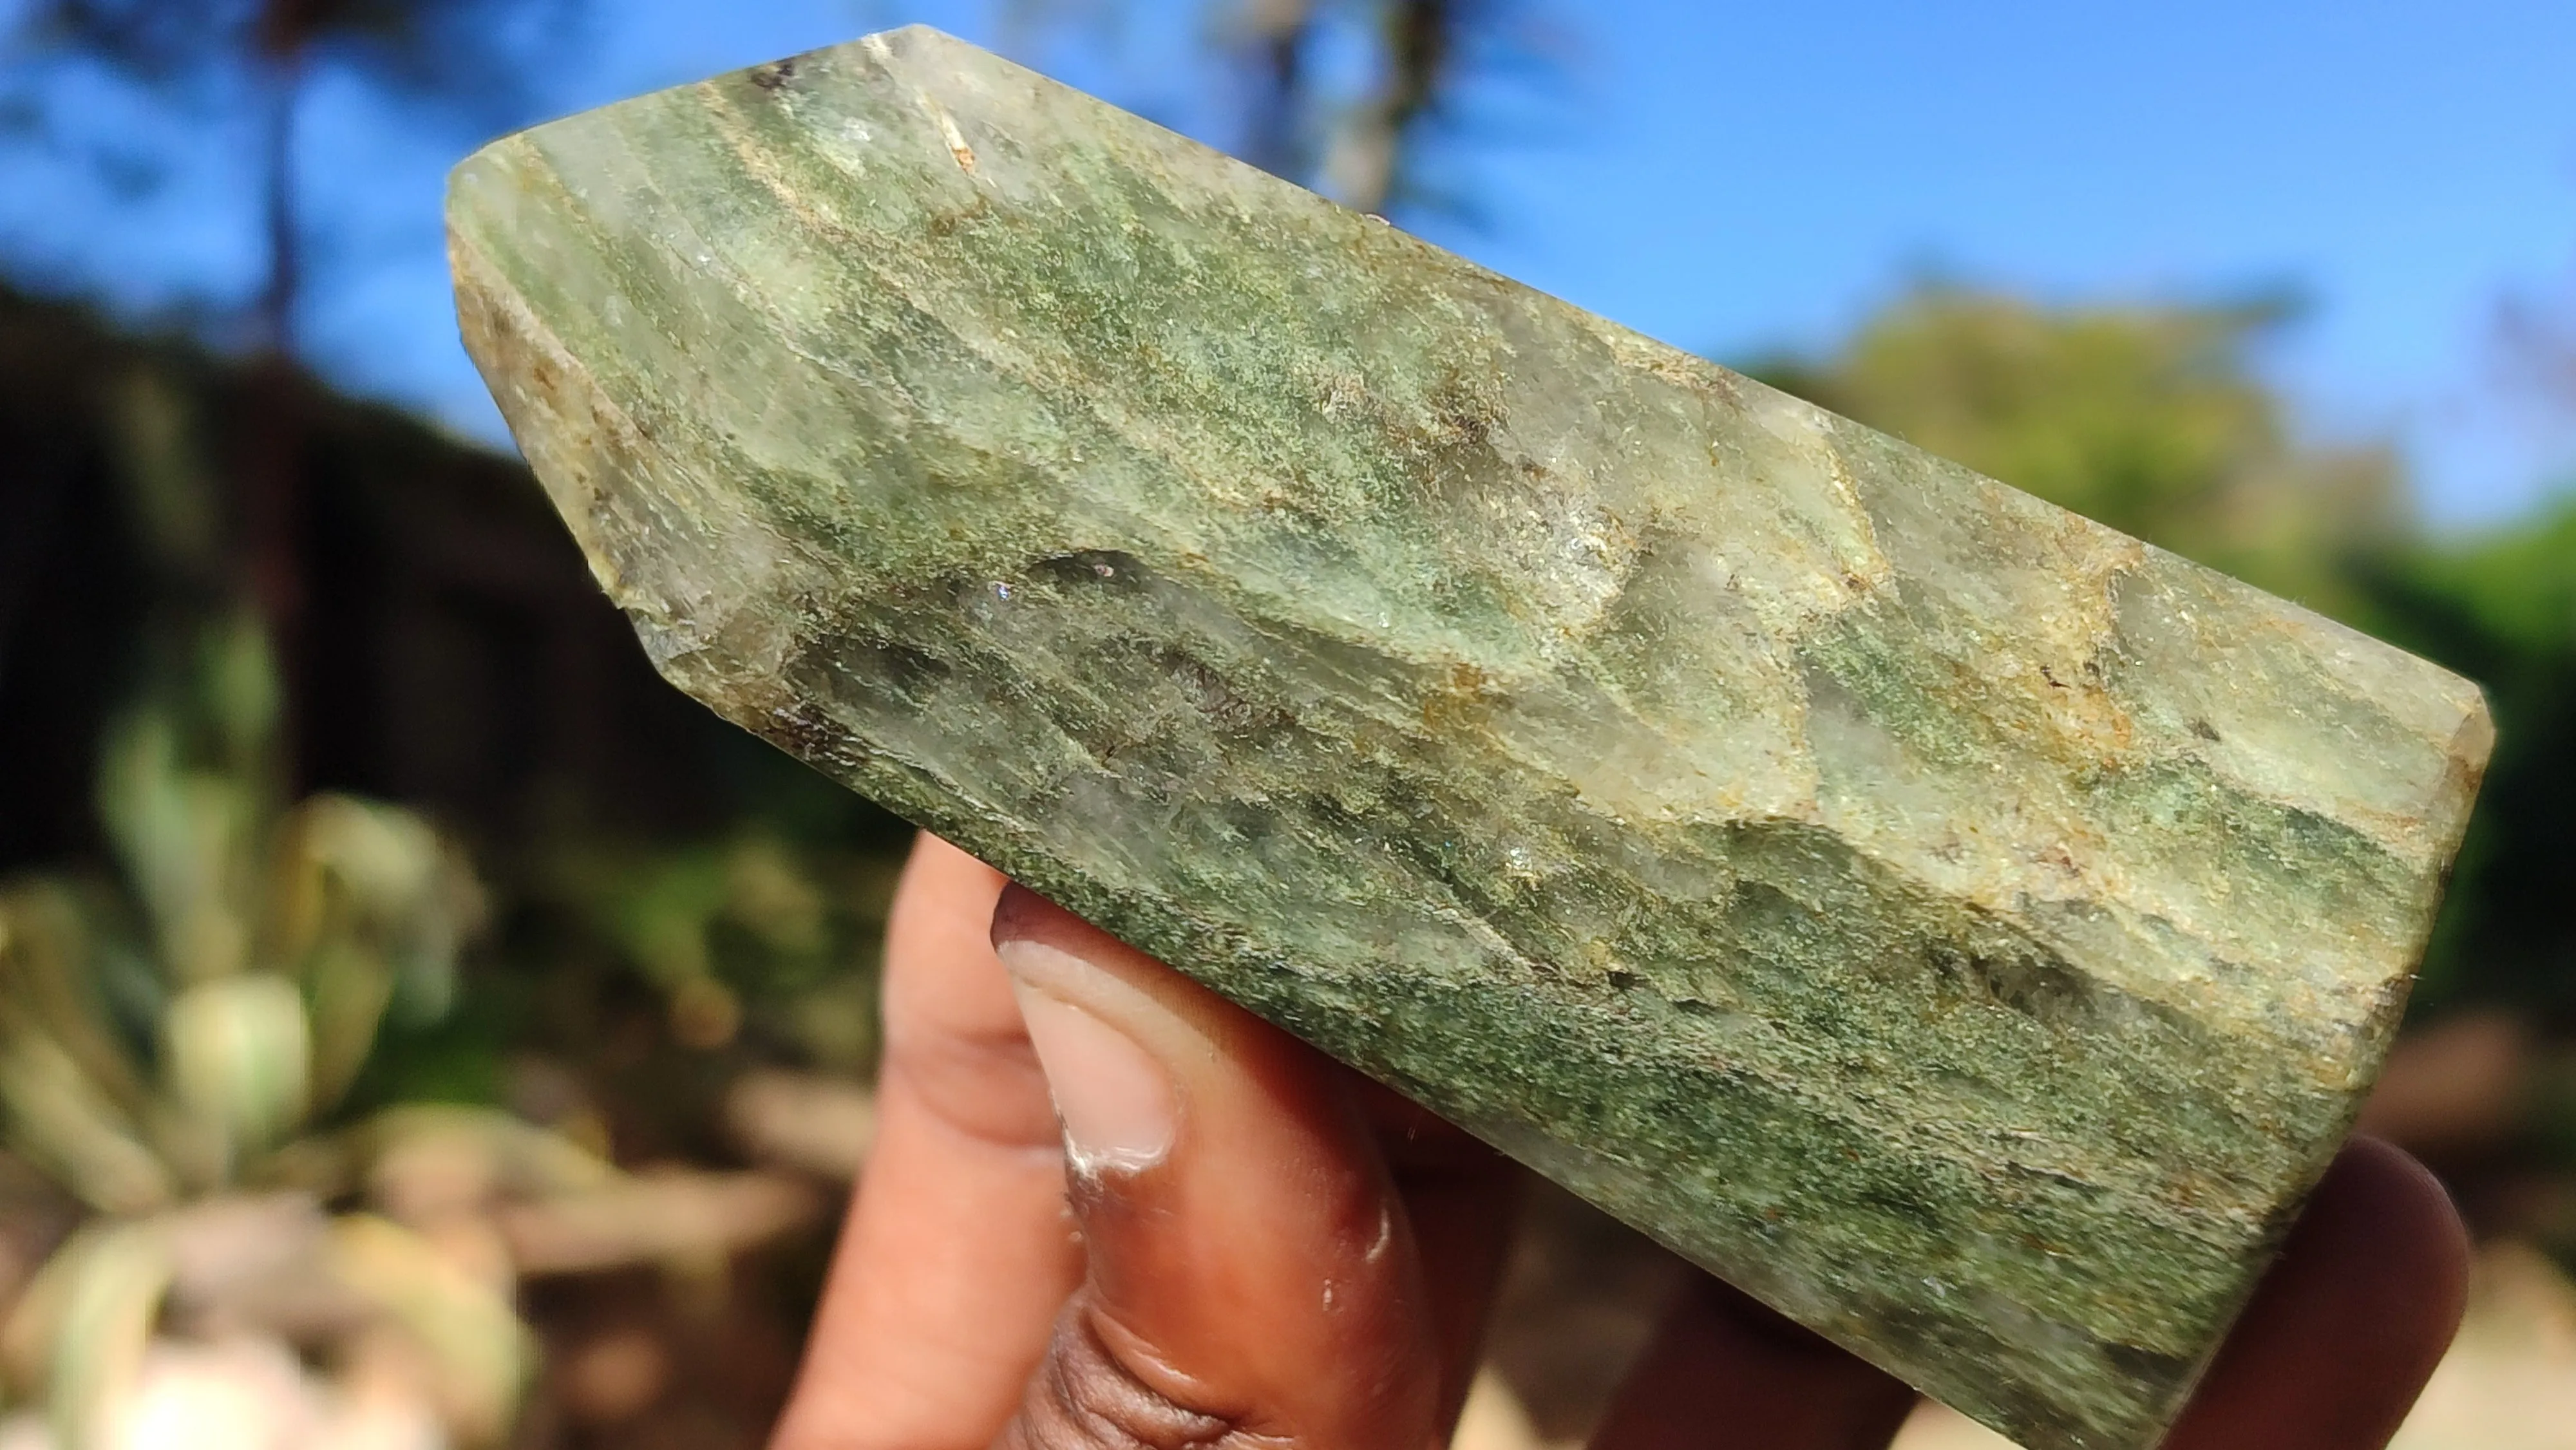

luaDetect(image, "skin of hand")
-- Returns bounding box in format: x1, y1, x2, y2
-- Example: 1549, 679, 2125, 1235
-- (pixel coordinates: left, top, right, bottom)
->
772, 835, 2470, 1450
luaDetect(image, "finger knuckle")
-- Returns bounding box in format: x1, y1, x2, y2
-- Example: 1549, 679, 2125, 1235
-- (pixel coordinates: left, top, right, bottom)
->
1002, 1312, 1250, 1450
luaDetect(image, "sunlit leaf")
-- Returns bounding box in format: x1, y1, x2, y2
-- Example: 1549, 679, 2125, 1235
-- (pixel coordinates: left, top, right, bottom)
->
269, 794, 475, 1053
5, 1220, 173, 1450
302, 941, 394, 1116
0, 1037, 173, 1216
95, 712, 258, 986
197, 612, 279, 779
328, 1214, 528, 1444
0, 882, 152, 1112
161, 974, 308, 1178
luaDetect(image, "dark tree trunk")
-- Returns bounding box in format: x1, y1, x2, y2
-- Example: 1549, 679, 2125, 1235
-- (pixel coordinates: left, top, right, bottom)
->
256, 60, 304, 356
241, 52, 311, 786
1240, 0, 1315, 180
1332, 0, 1457, 214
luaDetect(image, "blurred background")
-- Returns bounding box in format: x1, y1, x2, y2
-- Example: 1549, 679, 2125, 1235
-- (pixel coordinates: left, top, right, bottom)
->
0, 2, 2568, 1447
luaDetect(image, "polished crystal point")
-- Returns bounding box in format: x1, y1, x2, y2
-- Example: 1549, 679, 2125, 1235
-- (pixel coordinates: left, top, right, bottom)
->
448, 28, 2491, 1449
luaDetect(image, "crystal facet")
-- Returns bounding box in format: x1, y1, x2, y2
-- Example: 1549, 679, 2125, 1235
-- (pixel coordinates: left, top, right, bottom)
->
448, 29, 2492, 1449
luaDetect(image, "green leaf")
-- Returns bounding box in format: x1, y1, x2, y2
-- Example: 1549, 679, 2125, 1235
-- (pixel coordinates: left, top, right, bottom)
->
301, 941, 394, 1117
95, 711, 258, 986
0, 1037, 173, 1215
269, 795, 475, 1038
327, 1214, 529, 1445
161, 974, 309, 1180
5, 1221, 173, 1450
0, 882, 153, 1113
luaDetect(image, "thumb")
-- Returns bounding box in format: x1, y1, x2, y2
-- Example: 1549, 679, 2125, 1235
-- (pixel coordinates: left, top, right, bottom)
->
989, 885, 1446, 1450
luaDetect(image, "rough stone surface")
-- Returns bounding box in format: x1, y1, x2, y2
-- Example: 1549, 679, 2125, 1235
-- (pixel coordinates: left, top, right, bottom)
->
447, 28, 2492, 1449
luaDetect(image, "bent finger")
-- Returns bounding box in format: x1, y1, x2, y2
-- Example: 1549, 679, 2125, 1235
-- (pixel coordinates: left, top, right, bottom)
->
777, 837, 1084, 1450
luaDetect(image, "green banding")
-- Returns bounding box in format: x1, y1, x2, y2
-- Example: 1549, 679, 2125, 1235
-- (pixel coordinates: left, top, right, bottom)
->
448, 28, 2491, 1449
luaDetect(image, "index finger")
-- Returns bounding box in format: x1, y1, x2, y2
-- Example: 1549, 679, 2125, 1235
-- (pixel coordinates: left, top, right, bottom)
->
774, 835, 1084, 1450
2162, 1136, 2467, 1449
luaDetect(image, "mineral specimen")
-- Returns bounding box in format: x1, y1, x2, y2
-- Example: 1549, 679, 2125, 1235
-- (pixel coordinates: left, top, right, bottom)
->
446, 28, 2491, 1449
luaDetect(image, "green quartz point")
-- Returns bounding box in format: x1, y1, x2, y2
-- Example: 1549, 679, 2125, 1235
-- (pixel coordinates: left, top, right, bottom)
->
447, 28, 2492, 1449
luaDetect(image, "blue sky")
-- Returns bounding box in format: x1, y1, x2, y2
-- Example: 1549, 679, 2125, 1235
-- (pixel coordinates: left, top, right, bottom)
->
5, 0, 2573, 525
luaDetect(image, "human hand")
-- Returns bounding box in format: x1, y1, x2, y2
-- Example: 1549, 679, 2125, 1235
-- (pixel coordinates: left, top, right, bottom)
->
772, 835, 2468, 1450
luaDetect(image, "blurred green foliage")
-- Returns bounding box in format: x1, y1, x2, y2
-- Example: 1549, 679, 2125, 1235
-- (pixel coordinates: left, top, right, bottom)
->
1756, 283, 2575, 1027
0, 314, 893, 1445
531, 833, 896, 1071
2351, 502, 2576, 1019
0, 609, 549, 1446
0, 384, 495, 1207
1753, 285, 2402, 614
